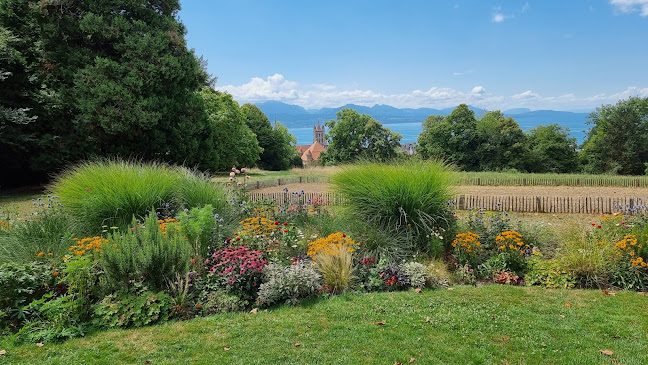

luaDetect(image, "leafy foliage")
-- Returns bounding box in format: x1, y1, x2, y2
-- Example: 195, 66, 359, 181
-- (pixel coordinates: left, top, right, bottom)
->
322, 108, 402, 164
200, 90, 261, 170
241, 104, 299, 171
582, 97, 648, 175
92, 290, 174, 329
526, 124, 580, 173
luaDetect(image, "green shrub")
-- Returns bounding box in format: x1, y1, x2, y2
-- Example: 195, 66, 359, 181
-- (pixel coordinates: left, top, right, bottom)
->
176, 204, 219, 258
49, 158, 229, 235
332, 160, 456, 253
197, 289, 246, 315
525, 255, 575, 289
258, 260, 321, 306
0, 262, 56, 331
92, 290, 174, 329
13, 294, 86, 343
102, 210, 192, 291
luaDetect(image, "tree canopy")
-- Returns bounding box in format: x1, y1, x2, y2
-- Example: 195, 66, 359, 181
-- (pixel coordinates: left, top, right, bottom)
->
241, 104, 299, 171
322, 108, 402, 164
526, 124, 579, 173
581, 97, 648, 175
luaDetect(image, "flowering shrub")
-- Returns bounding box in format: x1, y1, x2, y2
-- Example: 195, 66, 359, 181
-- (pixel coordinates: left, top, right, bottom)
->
307, 232, 359, 259
453, 264, 476, 285
205, 245, 267, 301
0, 220, 10, 230
451, 231, 483, 268
69, 236, 108, 259
494, 230, 530, 274
525, 254, 575, 289
380, 264, 410, 291
355, 257, 384, 292
257, 261, 321, 306
610, 234, 648, 290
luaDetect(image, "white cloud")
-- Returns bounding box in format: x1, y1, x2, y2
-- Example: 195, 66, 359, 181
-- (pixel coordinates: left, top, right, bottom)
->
471, 86, 486, 95
610, 0, 648, 16
492, 13, 505, 22
512, 90, 540, 99
216, 73, 648, 111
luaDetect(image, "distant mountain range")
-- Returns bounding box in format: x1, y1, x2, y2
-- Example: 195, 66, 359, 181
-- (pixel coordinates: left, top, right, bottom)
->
255, 101, 592, 136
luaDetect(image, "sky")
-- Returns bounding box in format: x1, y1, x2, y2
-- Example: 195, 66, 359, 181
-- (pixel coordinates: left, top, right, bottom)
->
178, 0, 648, 111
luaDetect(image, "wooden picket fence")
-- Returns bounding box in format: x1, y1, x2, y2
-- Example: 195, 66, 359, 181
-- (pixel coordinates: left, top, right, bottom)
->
247, 192, 648, 214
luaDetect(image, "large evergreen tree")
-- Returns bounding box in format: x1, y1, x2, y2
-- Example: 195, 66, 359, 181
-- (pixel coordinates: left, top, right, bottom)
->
1, 0, 222, 183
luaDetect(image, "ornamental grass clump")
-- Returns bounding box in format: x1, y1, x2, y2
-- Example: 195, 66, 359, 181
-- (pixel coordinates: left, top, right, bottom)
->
50, 158, 229, 235
332, 160, 456, 254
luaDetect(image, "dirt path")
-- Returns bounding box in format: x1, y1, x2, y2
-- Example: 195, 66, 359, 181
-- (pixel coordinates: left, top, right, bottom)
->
253, 182, 648, 198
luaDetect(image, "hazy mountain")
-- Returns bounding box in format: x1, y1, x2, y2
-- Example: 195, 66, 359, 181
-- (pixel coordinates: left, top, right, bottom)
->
254, 101, 591, 134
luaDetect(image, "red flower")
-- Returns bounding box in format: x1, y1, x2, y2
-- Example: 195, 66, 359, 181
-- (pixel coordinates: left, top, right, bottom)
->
597, 225, 602, 229
190, 258, 195, 264
275, 221, 280, 225
236, 237, 241, 241
283, 222, 288, 226
284, 229, 288, 233
342, 233, 346, 238
591, 223, 596, 226
196, 303, 201, 308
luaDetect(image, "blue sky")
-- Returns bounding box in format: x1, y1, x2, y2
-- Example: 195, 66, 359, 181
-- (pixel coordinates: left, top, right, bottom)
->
178, 0, 648, 111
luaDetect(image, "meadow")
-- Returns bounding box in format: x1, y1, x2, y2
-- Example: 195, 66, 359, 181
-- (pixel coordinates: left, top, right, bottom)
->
1, 160, 647, 364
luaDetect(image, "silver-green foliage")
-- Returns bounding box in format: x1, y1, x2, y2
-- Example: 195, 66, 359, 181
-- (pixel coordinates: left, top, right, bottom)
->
102, 210, 191, 291
258, 261, 321, 306
401, 262, 427, 288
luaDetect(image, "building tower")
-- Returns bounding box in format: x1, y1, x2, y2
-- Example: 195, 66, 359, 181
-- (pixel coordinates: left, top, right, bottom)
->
313, 120, 327, 148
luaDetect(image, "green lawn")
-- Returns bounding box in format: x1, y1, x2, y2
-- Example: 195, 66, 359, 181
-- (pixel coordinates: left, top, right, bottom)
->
1, 285, 646, 364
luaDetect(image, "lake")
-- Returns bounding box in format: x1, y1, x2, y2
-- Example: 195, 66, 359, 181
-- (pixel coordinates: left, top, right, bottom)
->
290, 119, 589, 146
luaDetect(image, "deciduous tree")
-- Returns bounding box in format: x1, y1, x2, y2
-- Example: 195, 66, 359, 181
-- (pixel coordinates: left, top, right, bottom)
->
322, 108, 401, 164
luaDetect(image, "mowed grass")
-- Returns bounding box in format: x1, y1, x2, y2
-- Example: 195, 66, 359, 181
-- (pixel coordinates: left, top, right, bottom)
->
1, 286, 646, 364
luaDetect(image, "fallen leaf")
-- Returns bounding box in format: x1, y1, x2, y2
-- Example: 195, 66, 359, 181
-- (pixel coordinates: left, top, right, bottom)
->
491, 315, 497, 319
144, 360, 152, 364
377, 320, 386, 325
306, 325, 312, 329
414, 288, 422, 293
394, 362, 403, 365
565, 302, 572, 307
0, 350, 6, 355
249, 308, 258, 314
502, 336, 510, 341
294, 343, 301, 347
602, 290, 616, 297
425, 316, 430, 323
223, 347, 231, 351
611, 335, 620, 339
371, 296, 375, 300
600, 350, 614, 356
36, 343, 44, 347
409, 357, 417, 363
447, 287, 454, 291
559, 315, 565, 318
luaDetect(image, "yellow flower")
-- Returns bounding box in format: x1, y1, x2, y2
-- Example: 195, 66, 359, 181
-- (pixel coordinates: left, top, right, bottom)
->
37, 252, 44, 257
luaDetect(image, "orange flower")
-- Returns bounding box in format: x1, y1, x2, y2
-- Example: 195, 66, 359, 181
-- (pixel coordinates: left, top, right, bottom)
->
37, 252, 44, 257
